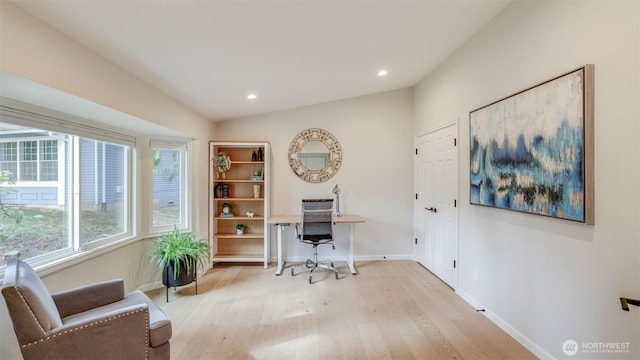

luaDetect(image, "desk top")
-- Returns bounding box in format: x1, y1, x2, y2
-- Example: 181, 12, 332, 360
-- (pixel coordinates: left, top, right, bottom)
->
269, 214, 365, 225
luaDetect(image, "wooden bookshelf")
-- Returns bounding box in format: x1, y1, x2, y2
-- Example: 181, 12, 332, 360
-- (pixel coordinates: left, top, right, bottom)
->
209, 141, 270, 268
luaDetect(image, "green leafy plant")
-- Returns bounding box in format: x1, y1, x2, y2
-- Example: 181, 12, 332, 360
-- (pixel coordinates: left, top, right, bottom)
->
236, 224, 247, 232
152, 149, 179, 183
0, 171, 24, 224
149, 226, 210, 280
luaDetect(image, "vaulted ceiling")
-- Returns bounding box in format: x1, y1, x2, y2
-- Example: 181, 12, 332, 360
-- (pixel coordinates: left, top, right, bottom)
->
14, 1, 511, 121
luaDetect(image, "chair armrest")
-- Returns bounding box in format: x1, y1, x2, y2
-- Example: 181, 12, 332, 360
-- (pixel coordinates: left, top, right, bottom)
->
20, 304, 150, 360
51, 279, 125, 318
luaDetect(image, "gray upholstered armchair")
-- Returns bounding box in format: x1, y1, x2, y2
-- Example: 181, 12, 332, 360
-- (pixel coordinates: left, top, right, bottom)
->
1, 258, 171, 360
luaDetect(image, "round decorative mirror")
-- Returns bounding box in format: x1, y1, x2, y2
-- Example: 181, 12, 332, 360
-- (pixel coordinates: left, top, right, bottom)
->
288, 128, 342, 183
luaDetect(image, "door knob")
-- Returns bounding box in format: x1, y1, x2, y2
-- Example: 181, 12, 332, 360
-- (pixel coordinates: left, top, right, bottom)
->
425, 207, 437, 213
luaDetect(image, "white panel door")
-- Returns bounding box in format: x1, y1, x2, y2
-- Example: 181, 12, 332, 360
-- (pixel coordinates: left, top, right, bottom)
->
416, 124, 458, 288
414, 134, 430, 268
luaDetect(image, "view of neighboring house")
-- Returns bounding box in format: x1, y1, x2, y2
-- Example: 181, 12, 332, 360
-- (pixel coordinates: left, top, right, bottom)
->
0, 124, 179, 210
0, 126, 62, 205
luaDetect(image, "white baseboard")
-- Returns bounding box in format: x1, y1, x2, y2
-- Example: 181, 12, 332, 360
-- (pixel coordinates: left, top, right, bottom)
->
138, 281, 163, 293
455, 288, 555, 360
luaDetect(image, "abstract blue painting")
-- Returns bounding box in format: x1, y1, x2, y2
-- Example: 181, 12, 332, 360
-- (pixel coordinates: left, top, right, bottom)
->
470, 65, 594, 223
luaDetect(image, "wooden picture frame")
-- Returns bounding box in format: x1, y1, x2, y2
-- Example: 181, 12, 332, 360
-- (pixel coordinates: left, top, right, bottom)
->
469, 65, 594, 224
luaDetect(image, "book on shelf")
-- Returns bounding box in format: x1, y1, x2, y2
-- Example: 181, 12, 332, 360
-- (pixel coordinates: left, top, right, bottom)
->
214, 184, 230, 198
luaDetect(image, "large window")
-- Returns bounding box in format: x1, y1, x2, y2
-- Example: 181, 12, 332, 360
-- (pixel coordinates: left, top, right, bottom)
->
0, 122, 132, 267
79, 138, 129, 245
151, 141, 188, 231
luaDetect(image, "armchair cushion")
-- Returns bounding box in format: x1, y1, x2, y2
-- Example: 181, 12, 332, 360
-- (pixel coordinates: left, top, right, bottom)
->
52, 279, 125, 318
61, 290, 172, 347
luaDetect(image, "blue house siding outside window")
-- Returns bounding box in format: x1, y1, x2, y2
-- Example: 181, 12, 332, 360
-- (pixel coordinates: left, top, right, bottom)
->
1, 135, 127, 209
78, 139, 127, 244
152, 148, 180, 207
79, 140, 125, 207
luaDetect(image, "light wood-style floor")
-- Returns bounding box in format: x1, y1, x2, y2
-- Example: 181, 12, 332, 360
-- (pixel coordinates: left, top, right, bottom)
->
146, 260, 536, 360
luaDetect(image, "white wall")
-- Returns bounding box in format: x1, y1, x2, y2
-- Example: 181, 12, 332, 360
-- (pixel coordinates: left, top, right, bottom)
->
0, 2, 214, 236
215, 89, 415, 262
0, 3, 214, 358
414, 1, 640, 359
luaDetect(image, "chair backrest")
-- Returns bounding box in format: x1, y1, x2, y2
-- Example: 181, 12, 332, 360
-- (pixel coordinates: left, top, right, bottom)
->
300, 199, 334, 242
1, 258, 63, 344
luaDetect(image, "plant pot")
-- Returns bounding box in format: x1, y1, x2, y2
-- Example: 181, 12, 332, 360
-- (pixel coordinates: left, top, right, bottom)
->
162, 257, 196, 287
236, 229, 244, 235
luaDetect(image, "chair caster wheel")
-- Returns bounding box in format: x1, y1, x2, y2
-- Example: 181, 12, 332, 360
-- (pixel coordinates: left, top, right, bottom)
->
309, 276, 312, 284
291, 267, 295, 276
335, 272, 339, 280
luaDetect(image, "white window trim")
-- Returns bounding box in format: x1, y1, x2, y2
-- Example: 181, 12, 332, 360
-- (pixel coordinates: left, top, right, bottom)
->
0, 99, 136, 269
149, 138, 191, 233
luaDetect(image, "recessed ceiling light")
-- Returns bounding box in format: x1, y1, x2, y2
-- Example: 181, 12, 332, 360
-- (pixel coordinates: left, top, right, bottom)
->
247, 94, 257, 100
377, 69, 388, 77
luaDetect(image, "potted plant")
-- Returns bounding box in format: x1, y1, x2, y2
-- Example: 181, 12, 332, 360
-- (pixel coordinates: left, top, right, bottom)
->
149, 226, 210, 288
236, 224, 247, 235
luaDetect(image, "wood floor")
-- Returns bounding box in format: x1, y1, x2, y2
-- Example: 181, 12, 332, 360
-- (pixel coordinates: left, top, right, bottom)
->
145, 260, 536, 360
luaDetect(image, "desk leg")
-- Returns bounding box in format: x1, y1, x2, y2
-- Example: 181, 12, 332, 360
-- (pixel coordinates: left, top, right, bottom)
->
348, 223, 357, 275
275, 224, 289, 276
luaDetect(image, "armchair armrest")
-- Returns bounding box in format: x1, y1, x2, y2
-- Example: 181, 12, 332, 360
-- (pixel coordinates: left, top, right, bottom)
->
52, 279, 125, 318
21, 304, 150, 360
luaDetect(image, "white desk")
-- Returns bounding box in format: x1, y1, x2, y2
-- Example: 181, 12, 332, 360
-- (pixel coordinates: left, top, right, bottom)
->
268, 215, 365, 276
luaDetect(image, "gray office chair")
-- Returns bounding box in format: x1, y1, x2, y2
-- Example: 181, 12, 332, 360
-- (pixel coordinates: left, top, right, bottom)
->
291, 199, 339, 283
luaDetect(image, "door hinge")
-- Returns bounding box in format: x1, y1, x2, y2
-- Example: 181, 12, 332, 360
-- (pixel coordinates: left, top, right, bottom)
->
415, 148, 418, 155
454, 199, 457, 207
415, 193, 418, 200
454, 138, 457, 146
415, 238, 418, 245
453, 260, 457, 269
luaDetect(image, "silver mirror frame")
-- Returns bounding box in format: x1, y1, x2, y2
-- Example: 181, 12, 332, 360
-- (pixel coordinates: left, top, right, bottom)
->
288, 128, 342, 183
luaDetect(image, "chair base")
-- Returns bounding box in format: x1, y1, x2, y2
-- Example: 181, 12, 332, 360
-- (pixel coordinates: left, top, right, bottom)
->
291, 244, 339, 284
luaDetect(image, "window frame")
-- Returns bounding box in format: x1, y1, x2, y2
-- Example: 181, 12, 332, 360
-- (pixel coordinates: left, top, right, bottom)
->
77, 139, 133, 251
149, 139, 190, 233
0, 100, 137, 268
